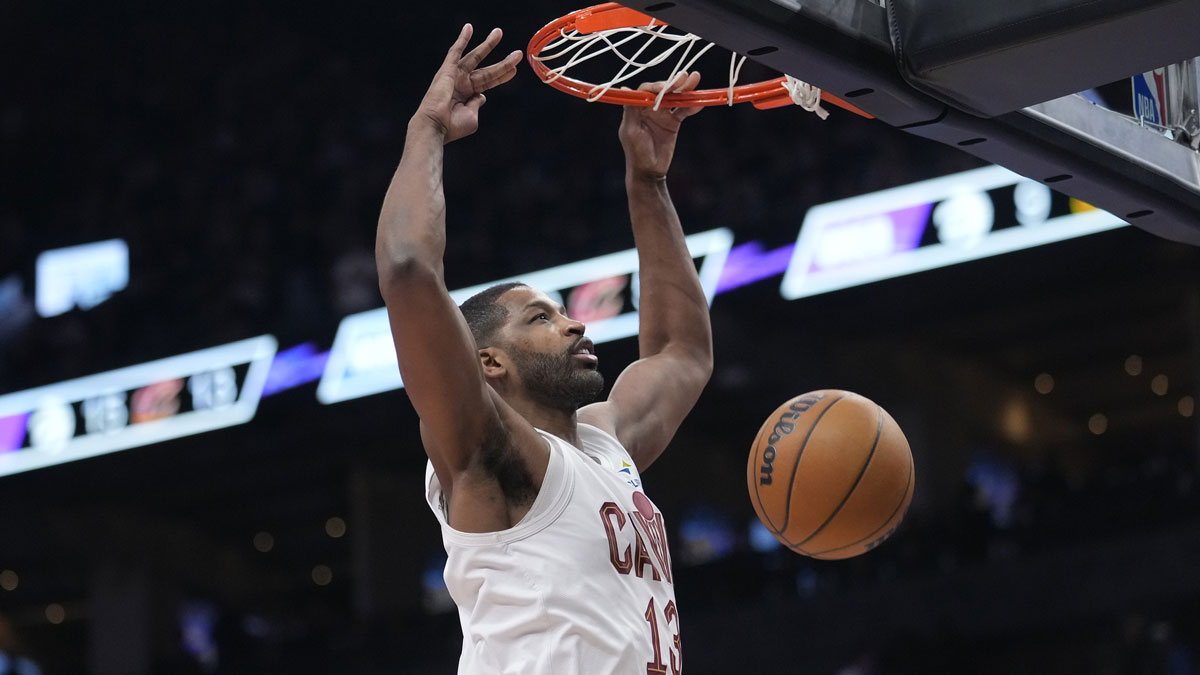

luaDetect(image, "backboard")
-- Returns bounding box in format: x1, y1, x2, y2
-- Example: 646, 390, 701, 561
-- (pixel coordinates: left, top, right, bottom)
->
612, 0, 1200, 246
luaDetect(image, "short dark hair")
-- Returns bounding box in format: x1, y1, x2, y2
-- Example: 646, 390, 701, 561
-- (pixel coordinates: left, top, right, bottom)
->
460, 282, 527, 348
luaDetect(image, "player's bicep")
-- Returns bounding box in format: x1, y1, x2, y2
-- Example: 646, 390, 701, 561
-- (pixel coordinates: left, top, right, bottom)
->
581, 350, 709, 470
380, 262, 495, 470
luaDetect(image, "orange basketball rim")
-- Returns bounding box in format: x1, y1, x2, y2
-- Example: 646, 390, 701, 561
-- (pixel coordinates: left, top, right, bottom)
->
528, 2, 871, 117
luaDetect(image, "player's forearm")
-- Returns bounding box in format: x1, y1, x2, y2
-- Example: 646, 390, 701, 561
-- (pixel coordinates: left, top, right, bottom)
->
376, 117, 450, 284
626, 173, 712, 363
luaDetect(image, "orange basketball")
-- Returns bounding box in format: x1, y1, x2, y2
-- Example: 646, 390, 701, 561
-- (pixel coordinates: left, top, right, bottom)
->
747, 390, 914, 559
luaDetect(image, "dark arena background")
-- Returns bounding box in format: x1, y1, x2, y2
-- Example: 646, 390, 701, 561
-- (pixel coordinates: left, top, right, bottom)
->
2, 1, 1200, 673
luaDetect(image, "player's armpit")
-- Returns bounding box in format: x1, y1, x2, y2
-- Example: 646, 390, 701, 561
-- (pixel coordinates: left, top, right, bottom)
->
578, 347, 711, 471
381, 260, 548, 530
422, 399, 548, 533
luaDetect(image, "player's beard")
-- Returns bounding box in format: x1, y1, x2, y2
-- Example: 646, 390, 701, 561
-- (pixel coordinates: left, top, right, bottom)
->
508, 344, 605, 412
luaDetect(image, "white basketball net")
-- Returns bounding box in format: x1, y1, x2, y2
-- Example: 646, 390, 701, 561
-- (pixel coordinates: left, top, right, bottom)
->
534, 21, 830, 119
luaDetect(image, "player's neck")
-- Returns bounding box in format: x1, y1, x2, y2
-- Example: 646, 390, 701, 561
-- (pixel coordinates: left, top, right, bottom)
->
509, 398, 580, 447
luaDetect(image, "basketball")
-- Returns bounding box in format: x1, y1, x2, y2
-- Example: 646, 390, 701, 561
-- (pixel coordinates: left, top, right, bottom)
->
747, 390, 914, 559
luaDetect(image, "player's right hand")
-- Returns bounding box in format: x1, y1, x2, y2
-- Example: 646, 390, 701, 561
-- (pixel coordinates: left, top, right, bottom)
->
619, 72, 703, 180
415, 24, 521, 143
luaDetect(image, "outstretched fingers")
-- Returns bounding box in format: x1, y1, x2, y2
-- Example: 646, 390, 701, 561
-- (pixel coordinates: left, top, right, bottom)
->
459, 27, 504, 72
470, 50, 522, 92
443, 24, 475, 68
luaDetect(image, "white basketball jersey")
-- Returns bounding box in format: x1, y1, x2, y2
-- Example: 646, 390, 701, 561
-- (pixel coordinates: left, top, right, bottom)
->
424, 423, 682, 675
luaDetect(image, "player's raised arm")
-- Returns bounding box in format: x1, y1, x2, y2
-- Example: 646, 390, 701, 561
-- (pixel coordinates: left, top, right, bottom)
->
579, 73, 713, 470
375, 26, 535, 527
377, 25, 520, 267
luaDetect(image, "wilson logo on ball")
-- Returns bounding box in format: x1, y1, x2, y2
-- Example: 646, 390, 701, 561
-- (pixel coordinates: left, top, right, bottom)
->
759, 392, 826, 485
747, 389, 915, 560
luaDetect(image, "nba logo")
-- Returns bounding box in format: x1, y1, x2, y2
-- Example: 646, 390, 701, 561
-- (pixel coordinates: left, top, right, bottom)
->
1132, 69, 1167, 127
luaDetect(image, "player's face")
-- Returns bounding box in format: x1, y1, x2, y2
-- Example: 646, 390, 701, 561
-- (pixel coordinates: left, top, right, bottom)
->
498, 287, 604, 411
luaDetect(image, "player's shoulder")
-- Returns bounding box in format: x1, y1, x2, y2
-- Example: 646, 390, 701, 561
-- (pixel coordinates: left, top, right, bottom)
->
577, 421, 631, 460
577, 401, 618, 437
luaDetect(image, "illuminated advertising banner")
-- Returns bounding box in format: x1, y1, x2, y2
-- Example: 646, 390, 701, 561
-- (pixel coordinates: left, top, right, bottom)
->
0, 335, 277, 477
779, 165, 1128, 300
0, 166, 1139, 478
36, 239, 130, 317
316, 228, 735, 404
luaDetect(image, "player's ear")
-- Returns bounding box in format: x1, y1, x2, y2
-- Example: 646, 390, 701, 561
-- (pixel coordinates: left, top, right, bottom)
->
479, 347, 507, 380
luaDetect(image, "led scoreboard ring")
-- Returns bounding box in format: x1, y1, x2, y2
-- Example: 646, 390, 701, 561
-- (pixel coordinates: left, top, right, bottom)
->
0, 336, 277, 477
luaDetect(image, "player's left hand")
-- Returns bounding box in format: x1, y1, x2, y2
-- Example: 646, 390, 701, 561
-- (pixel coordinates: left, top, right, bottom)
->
416, 24, 522, 144
618, 72, 703, 180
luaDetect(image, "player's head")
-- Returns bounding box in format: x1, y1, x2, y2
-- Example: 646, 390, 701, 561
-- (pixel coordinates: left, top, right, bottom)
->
460, 282, 604, 411
460, 281, 526, 349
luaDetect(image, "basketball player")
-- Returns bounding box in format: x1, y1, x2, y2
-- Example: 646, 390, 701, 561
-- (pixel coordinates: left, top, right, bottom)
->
376, 24, 710, 674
